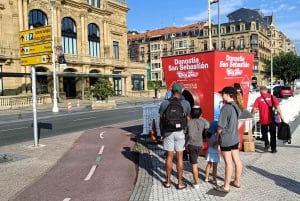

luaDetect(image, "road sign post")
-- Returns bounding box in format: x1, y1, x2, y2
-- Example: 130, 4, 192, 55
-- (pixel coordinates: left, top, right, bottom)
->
19, 26, 54, 146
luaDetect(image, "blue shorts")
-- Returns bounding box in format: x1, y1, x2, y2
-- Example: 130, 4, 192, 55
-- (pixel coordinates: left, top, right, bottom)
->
163, 130, 185, 152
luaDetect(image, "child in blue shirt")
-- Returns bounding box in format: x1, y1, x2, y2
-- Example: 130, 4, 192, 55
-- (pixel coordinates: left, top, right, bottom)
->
204, 120, 221, 184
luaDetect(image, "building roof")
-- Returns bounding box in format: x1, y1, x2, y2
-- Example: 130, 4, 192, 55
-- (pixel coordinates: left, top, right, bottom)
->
127, 22, 207, 40
227, 8, 272, 28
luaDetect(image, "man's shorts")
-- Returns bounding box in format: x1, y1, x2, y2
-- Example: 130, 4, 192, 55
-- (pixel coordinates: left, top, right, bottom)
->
163, 130, 185, 152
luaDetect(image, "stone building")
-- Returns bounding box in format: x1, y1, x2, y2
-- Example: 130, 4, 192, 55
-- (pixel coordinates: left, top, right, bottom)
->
0, 0, 146, 98
128, 8, 296, 87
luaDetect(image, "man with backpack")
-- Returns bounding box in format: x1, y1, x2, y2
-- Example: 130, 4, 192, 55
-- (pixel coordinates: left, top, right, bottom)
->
159, 83, 191, 189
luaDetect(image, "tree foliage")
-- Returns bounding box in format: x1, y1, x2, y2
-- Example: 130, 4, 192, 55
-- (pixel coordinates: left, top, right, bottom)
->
91, 78, 114, 101
263, 52, 300, 83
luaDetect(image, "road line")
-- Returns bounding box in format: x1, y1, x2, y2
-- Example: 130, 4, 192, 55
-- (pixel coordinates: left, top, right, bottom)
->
99, 131, 105, 139
63, 198, 71, 201
73, 117, 96, 122
84, 164, 97, 181
98, 145, 104, 155
0, 126, 29, 132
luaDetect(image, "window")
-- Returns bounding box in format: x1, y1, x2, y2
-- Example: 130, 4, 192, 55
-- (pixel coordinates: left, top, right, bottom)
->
88, 23, 100, 57
175, 40, 188, 49
204, 43, 208, 51
151, 63, 161, 70
113, 41, 119, 59
140, 47, 144, 55
230, 40, 235, 49
251, 35, 258, 45
221, 41, 226, 50
151, 44, 160, 51
28, 9, 47, 28
151, 53, 160, 60
240, 39, 245, 49
61, 17, 77, 54
97, 0, 100, 8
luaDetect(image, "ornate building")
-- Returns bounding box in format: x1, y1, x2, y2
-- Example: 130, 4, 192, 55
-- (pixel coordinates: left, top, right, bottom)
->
0, 0, 146, 98
128, 8, 296, 87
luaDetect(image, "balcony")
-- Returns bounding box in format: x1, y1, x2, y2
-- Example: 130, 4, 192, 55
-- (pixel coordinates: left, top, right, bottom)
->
64, 54, 128, 67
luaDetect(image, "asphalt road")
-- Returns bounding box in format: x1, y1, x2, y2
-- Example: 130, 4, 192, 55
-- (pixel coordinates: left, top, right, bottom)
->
0, 106, 143, 146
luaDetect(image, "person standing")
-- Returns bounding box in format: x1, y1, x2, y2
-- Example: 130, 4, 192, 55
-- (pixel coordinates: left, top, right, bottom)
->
159, 83, 191, 189
185, 106, 208, 188
215, 86, 243, 193
251, 85, 284, 153
204, 120, 221, 185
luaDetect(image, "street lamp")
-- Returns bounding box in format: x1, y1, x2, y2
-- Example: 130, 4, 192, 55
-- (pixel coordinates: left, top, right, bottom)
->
50, 0, 59, 112
269, 23, 274, 94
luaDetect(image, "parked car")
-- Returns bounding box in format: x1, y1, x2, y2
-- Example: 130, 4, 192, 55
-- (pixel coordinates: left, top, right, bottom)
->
273, 86, 294, 98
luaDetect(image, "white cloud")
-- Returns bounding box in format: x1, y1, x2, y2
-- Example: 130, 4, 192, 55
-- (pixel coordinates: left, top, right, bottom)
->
184, 0, 245, 22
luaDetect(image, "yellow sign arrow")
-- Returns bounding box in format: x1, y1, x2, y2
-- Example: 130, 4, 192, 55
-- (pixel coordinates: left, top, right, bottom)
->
21, 54, 52, 66
19, 26, 52, 45
20, 42, 52, 56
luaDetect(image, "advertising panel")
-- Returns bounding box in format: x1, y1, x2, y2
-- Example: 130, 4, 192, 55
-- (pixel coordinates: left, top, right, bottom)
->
162, 51, 254, 152
162, 51, 253, 121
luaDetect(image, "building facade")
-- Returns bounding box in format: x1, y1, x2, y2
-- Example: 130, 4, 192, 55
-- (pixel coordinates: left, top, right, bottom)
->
128, 8, 296, 87
0, 0, 146, 98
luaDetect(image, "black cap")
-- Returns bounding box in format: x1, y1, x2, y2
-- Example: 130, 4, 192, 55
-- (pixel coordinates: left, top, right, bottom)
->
218, 86, 237, 95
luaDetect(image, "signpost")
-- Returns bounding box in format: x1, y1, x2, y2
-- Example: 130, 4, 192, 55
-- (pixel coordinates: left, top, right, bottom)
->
21, 54, 52, 66
19, 26, 51, 46
19, 26, 53, 146
20, 42, 52, 56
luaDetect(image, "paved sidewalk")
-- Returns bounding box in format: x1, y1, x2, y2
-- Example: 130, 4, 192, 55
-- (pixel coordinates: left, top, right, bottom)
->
130, 121, 300, 201
1, 95, 300, 201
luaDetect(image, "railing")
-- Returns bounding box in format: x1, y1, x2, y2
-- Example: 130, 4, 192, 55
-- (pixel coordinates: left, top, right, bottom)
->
0, 94, 52, 110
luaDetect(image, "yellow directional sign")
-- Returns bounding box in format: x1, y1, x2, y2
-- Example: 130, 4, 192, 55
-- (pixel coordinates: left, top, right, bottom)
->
20, 42, 52, 56
19, 26, 52, 45
21, 54, 52, 66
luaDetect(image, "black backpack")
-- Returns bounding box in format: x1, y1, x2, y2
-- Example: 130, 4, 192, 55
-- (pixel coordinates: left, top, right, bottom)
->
162, 98, 187, 132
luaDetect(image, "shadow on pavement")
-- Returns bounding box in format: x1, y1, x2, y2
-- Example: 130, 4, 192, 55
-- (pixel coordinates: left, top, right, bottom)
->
247, 165, 300, 195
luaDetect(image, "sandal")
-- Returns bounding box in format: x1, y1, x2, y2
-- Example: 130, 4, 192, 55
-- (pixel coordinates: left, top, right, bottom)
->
214, 185, 230, 193
230, 181, 241, 188
163, 182, 171, 188
177, 183, 187, 190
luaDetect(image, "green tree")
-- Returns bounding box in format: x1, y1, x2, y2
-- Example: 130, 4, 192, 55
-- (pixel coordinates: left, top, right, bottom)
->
264, 52, 300, 84
91, 78, 114, 101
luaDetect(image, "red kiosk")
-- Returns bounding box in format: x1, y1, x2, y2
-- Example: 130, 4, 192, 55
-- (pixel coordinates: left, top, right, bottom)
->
162, 51, 254, 153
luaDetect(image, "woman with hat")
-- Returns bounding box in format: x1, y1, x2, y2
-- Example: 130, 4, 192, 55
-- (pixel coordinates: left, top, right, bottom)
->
214, 86, 243, 193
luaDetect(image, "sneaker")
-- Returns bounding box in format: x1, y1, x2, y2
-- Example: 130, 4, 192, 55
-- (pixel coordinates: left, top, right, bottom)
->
264, 145, 270, 152
193, 183, 200, 189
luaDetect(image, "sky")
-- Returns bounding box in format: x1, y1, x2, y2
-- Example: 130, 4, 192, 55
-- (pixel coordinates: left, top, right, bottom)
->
126, 0, 300, 56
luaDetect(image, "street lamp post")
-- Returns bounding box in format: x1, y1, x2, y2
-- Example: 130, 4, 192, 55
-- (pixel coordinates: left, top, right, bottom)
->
270, 24, 274, 94
50, 0, 59, 112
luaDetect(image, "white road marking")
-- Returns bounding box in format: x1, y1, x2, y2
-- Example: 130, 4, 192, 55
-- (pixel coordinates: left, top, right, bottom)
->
84, 165, 97, 181
0, 127, 29, 132
126, 109, 140, 113
63, 198, 71, 201
73, 117, 96, 122
99, 131, 105, 139
98, 145, 104, 155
